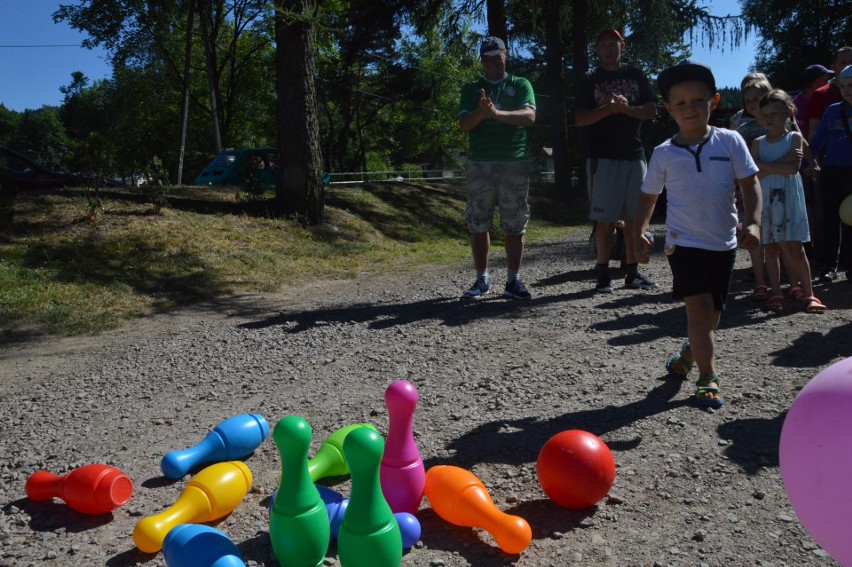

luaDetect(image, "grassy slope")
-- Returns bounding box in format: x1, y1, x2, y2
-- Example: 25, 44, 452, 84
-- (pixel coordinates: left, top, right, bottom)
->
0, 181, 589, 337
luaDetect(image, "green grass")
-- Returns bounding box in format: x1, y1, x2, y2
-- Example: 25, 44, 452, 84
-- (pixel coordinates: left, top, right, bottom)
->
0, 180, 589, 338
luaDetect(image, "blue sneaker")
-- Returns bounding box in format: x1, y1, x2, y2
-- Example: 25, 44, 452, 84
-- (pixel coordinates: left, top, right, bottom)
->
463, 277, 490, 299
503, 279, 532, 300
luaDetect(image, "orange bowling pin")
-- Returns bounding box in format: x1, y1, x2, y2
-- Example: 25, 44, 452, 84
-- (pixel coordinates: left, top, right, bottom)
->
133, 461, 252, 553
423, 465, 531, 554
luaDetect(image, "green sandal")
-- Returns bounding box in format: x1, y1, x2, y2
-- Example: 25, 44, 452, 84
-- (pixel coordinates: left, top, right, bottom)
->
694, 374, 725, 408
665, 340, 693, 379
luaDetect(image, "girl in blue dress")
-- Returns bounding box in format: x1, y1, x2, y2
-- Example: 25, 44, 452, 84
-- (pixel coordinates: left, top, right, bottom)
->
750, 89, 825, 313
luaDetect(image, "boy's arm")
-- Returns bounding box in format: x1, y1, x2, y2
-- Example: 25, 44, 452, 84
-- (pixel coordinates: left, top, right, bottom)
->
632, 192, 658, 264
737, 174, 762, 251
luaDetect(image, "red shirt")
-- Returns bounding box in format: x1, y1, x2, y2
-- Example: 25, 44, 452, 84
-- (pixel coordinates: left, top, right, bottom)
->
808, 82, 841, 121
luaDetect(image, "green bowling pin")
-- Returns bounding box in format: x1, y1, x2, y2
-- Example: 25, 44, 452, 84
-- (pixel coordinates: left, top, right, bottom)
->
338, 428, 402, 567
269, 416, 330, 567
308, 423, 377, 483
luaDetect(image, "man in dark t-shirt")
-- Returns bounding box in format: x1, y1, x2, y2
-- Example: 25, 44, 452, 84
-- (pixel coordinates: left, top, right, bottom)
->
575, 29, 657, 293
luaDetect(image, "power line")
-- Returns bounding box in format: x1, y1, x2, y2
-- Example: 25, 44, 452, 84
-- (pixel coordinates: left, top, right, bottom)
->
0, 44, 84, 48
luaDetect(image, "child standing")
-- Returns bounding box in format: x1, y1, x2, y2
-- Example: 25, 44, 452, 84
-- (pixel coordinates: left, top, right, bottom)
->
634, 59, 762, 409
810, 65, 852, 284
750, 89, 825, 313
732, 75, 774, 301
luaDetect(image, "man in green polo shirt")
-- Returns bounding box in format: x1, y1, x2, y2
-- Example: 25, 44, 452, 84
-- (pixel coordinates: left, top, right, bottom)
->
459, 36, 537, 300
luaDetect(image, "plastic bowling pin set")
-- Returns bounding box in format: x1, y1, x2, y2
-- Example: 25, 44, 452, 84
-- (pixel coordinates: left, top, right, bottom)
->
23, 379, 559, 566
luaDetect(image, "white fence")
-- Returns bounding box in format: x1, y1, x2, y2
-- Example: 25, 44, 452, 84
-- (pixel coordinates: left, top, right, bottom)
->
326, 169, 464, 184
326, 168, 556, 184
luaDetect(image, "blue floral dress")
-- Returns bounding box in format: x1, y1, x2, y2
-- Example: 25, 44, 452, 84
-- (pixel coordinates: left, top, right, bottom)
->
757, 131, 810, 244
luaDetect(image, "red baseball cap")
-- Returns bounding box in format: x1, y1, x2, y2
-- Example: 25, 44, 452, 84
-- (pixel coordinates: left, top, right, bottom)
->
596, 29, 624, 44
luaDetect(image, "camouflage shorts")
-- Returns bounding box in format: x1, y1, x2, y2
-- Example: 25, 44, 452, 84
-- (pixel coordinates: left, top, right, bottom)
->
464, 160, 531, 234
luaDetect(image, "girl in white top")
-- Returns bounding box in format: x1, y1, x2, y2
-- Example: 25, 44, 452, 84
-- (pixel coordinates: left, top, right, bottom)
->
750, 89, 825, 313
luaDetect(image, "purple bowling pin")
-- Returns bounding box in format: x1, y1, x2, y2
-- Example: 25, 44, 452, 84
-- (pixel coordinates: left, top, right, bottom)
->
379, 381, 425, 515
270, 488, 420, 550
161, 414, 269, 480
328, 499, 421, 550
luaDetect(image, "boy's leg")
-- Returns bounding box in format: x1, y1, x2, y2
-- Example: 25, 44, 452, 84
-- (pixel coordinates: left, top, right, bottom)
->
750, 245, 767, 288
683, 293, 722, 402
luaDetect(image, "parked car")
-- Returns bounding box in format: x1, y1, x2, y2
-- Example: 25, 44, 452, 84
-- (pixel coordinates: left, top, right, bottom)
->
0, 145, 87, 190
195, 148, 279, 187
195, 148, 329, 187
0, 145, 124, 190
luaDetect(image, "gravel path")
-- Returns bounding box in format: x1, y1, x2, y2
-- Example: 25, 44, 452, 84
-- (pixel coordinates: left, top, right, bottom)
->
1, 227, 850, 566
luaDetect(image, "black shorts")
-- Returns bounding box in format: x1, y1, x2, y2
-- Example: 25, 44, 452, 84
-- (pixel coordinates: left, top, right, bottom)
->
666, 246, 737, 311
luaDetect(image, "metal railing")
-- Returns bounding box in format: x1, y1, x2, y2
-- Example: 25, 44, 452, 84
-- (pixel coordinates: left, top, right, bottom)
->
326, 169, 557, 184
326, 169, 464, 184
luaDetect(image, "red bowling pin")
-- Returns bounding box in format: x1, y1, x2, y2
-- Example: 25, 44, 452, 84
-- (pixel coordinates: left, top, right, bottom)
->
380, 380, 425, 515
423, 465, 531, 554
25, 464, 133, 515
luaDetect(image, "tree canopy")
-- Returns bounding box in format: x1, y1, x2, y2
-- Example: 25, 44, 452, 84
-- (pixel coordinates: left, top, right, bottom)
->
3, 0, 841, 219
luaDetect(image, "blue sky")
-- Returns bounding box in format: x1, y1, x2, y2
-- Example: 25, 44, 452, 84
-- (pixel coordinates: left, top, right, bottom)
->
0, 0, 759, 113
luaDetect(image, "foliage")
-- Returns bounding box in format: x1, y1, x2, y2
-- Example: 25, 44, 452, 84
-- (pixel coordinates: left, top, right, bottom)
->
10, 108, 69, 170
0, 156, 15, 233
140, 156, 172, 213
0, 105, 20, 147
1, 0, 795, 204
740, 0, 852, 91
66, 132, 115, 216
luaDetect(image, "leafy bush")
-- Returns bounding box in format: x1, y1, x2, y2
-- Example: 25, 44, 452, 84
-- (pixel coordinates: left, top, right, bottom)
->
140, 157, 171, 213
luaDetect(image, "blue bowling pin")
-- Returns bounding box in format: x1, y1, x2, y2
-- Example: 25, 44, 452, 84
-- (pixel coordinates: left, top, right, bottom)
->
162, 524, 245, 567
161, 414, 269, 479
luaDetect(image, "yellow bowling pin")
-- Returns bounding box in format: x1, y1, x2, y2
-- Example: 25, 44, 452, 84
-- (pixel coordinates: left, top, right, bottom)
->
133, 461, 252, 553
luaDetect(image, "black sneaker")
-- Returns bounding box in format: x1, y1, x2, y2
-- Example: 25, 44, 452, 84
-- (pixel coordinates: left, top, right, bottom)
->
625, 273, 658, 289
820, 268, 838, 283
503, 279, 532, 300
462, 277, 490, 299
596, 273, 613, 293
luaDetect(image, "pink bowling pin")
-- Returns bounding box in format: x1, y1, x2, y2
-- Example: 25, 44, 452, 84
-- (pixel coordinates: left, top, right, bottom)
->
380, 380, 425, 515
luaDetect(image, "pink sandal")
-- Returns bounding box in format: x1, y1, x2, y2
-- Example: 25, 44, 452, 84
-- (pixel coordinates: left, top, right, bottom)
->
787, 286, 806, 303
803, 296, 826, 313
751, 285, 769, 302
764, 295, 784, 313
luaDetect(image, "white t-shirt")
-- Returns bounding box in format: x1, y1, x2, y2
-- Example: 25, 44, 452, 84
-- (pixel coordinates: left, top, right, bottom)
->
641, 127, 759, 251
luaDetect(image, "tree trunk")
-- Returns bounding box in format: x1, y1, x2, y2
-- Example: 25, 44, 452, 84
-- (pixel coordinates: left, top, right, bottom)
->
176, 0, 196, 185
198, 0, 223, 153
543, 0, 572, 194
274, 0, 324, 224
486, 0, 508, 44
571, 0, 589, 195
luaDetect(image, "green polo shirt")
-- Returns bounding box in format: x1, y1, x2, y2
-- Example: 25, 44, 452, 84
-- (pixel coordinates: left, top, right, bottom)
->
459, 74, 535, 162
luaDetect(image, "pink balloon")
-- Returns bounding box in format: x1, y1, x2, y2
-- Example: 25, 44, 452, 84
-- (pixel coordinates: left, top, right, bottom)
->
780, 356, 852, 565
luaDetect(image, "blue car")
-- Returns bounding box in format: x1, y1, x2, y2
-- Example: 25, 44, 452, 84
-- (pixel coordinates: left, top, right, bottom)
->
195, 148, 279, 187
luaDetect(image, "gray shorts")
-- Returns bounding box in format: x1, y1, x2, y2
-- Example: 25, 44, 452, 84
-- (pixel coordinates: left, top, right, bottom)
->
587, 158, 647, 222
465, 160, 530, 235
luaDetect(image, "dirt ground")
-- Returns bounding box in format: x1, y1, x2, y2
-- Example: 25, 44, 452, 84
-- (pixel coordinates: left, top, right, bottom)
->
1, 228, 850, 566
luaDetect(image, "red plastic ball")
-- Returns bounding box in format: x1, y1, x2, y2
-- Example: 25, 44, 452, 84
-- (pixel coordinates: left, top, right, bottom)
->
536, 430, 616, 509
